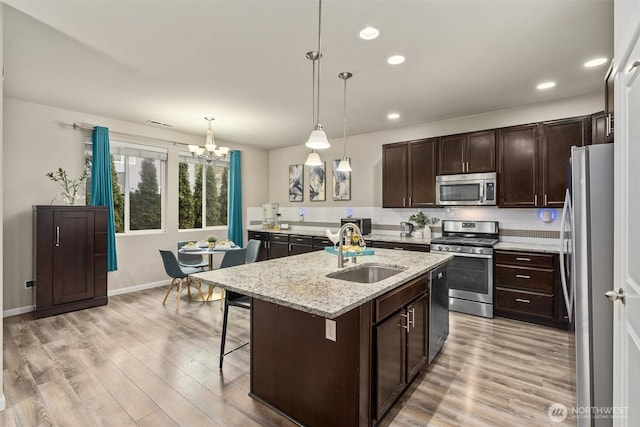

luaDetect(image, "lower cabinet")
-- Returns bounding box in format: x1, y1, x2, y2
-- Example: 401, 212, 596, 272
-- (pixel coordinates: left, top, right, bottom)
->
247, 231, 269, 261
374, 276, 429, 422
494, 249, 566, 328
289, 235, 313, 255
268, 233, 290, 259
370, 240, 430, 252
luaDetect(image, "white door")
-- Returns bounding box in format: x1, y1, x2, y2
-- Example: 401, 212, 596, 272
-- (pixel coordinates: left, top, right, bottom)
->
612, 18, 640, 427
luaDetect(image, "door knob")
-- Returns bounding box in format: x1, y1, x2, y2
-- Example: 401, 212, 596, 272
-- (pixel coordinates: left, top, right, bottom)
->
605, 288, 625, 304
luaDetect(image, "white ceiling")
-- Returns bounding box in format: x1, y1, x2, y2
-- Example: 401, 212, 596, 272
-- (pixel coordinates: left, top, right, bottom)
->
3, 0, 613, 149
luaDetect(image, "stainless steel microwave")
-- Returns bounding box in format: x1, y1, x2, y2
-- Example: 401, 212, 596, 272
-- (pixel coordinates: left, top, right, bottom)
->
436, 172, 497, 206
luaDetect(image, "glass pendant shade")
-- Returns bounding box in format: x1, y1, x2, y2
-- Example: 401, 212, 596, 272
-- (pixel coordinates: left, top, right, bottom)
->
305, 126, 330, 150
305, 151, 322, 166
336, 158, 352, 172
188, 144, 199, 153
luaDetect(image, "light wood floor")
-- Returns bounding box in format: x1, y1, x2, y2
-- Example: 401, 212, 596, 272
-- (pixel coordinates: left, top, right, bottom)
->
1, 286, 576, 427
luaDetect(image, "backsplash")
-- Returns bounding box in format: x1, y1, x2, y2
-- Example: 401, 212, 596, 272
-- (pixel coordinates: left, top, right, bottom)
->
246, 205, 564, 245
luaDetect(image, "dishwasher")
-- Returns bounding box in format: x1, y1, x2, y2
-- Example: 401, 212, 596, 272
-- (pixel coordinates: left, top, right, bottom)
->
429, 262, 449, 363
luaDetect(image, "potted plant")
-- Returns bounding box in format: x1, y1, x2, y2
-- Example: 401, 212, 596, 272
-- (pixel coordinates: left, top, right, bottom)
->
46, 160, 89, 205
207, 235, 218, 249
409, 211, 440, 239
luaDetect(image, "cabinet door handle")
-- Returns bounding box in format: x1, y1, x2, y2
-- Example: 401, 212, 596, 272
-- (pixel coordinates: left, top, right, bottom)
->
515, 298, 531, 304
403, 197, 406, 207
56, 226, 60, 247
393, 247, 405, 250
544, 194, 548, 205
534, 194, 538, 206
515, 257, 531, 261
400, 313, 410, 331
408, 308, 415, 328
515, 274, 531, 279
437, 272, 443, 279
409, 197, 412, 206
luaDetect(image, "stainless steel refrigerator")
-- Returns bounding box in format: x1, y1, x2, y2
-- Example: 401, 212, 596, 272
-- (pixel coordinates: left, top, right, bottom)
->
560, 144, 613, 427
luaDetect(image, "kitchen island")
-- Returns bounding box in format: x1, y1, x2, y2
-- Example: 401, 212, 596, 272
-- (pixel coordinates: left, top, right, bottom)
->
192, 249, 451, 426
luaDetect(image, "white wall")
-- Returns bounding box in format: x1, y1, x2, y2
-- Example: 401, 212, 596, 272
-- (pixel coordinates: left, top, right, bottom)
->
268, 92, 603, 209
2, 98, 268, 313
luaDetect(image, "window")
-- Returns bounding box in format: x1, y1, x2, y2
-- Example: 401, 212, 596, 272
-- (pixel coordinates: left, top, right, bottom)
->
87, 141, 167, 233
178, 154, 229, 230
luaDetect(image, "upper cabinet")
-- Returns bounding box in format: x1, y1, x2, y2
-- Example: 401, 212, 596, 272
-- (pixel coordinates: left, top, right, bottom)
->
383, 138, 437, 208
540, 117, 590, 207
498, 117, 589, 208
604, 60, 615, 142
438, 130, 496, 175
591, 111, 607, 145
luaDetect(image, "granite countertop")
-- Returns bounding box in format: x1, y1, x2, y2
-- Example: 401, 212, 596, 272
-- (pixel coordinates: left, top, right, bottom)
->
247, 227, 431, 245
192, 249, 452, 319
494, 241, 561, 254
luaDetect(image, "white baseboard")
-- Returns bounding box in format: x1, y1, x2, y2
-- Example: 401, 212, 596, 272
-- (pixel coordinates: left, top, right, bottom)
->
2, 280, 168, 318
107, 280, 167, 296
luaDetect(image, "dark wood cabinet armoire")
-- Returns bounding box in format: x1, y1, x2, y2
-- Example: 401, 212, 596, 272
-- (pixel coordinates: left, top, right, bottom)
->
34, 205, 108, 318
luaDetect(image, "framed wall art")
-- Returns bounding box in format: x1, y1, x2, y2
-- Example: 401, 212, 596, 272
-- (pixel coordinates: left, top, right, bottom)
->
309, 162, 326, 201
332, 159, 351, 201
289, 164, 304, 202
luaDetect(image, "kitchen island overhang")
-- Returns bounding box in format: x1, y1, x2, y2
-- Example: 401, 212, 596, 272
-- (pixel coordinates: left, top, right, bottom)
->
192, 249, 452, 426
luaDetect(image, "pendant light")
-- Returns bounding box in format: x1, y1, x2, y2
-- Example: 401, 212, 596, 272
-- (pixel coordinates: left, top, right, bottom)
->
337, 72, 353, 172
305, 0, 330, 151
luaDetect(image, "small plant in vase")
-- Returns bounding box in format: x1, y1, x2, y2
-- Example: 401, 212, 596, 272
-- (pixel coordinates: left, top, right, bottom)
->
409, 212, 440, 239
46, 160, 89, 205
207, 236, 218, 249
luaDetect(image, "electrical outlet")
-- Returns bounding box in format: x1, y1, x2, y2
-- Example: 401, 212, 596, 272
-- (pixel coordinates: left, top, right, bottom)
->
25, 280, 35, 289
325, 319, 336, 342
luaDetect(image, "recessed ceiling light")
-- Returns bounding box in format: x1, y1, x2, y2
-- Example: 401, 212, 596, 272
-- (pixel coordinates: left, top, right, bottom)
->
387, 55, 405, 65
387, 113, 400, 119
584, 57, 608, 68
537, 81, 556, 90
359, 26, 380, 40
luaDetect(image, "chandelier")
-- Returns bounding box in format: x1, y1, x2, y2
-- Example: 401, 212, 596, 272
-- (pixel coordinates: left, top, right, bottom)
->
188, 117, 230, 162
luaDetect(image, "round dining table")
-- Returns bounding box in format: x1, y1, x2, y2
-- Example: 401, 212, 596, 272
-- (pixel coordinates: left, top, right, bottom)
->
178, 243, 241, 303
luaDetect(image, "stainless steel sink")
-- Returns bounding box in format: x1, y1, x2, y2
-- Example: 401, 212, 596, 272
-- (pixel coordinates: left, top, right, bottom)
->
326, 263, 406, 284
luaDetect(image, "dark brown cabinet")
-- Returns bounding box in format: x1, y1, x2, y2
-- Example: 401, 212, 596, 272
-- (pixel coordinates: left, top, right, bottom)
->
289, 235, 313, 255
494, 250, 566, 329
604, 59, 614, 142
438, 130, 496, 175
374, 276, 429, 421
540, 117, 589, 207
592, 111, 607, 144
268, 233, 290, 259
34, 205, 108, 318
370, 240, 430, 252
248, 231, 269, 261
498, 117, 588, 208
383, 138, 437, 208
497, 124, 539, 208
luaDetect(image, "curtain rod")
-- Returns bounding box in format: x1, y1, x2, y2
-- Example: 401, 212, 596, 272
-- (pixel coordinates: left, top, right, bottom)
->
71, 122, 190, 147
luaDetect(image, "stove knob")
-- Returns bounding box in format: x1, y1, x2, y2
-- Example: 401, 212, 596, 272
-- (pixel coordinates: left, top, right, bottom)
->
476, 248, 484, 254
456, 247, 462, 252
445, 246, 450, 252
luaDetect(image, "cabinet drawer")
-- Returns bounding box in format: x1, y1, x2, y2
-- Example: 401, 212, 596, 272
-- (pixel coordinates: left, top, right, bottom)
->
289, 235, 313, 245
249, 231, 268, 241
269, 234, 289, 242
371, 241, 430, 252
495, 265, 553, 293
495, 251, 553, 268
375, 276, 427, 323
496, 288, 554, 319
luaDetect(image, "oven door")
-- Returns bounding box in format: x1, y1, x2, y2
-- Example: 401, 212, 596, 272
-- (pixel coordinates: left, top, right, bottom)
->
437, 252, 493, 303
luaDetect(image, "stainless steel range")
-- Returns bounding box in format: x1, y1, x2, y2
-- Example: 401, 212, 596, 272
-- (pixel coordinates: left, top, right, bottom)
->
430, 220, 498, 318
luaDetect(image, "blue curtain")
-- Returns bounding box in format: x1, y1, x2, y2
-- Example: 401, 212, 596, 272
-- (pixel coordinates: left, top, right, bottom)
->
91, 126, 118, 271
228, 150, 243, 247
